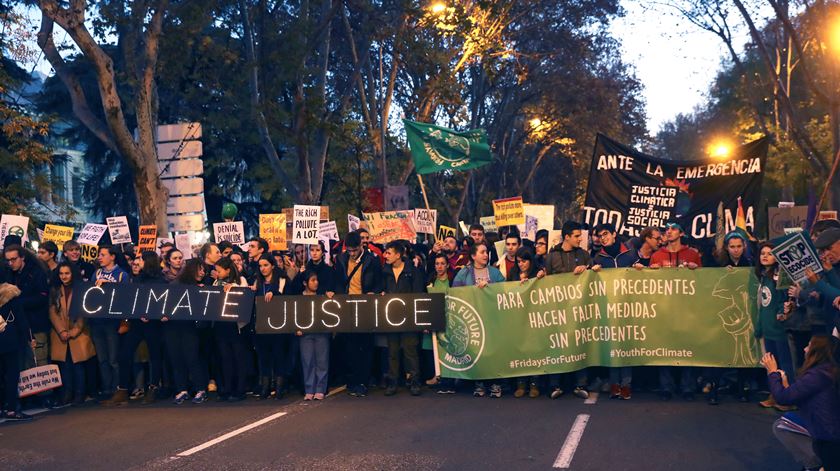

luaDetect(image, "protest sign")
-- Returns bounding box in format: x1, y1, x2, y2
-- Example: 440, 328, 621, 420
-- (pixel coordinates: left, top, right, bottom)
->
80, 244, 98, 263
348, 214, 361, 232
36, 228, 43, 242
363, 211, 416, 243
174, 233, 193, 259
521, 215, 539, 241
437, 225, 456, 242
458, 221, 469, 237
0, 214, 29, 248
106, 216, 132, 244
384, 185, 410, 210
436, 268, 761, 380
768, 206, 809, 239
493, 197, 525, 226
479, 216, 497, 233
213, 221, 245, 245
771, 231, 823, 284
414, 209, 437, 235
70, 282, 254, 322
155, 237, 174, 256
293, 205, 320, 244
584, 134, 768, 239
494, 239, 505, 262
260, 214, 288, 251
42, 224, 74, 245
77, 223, 108, 245
137, 225, 158, 251
318, 221, 339, 241
18, 364, 62, 398
522, 204, 555, 231
255, 293, 445, 334
818, 211, 838, 221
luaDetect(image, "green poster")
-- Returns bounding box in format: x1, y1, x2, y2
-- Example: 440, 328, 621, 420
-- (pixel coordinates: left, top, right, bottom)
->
436, 268, 761, 380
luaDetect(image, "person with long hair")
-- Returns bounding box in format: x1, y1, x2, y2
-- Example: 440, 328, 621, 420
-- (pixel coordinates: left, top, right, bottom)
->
162, 248, 184, 283
212, 257, 250, 401
48, 262, 95, 406
164, 259, 209, 405
764, 334, 840, 470
298, 271, 331, 401
755, 242, 795, 410
425, 253, 452, 393
508, 246, 544, 399
252, 255, 291, 399
89, 245, 130, 398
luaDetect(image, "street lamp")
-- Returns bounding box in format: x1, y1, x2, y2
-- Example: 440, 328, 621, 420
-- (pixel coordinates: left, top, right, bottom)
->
708, 140, 732, 160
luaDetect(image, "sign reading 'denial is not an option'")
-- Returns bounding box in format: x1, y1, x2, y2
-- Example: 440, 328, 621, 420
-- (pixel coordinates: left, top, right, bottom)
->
70, 282, 254, 322
255, 293, 446, 334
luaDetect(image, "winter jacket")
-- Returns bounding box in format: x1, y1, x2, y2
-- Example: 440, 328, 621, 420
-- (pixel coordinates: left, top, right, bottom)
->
0, 283, 31, 354
650, 246, 702, 268
769, 363, 840, 442
593, 242, 637, 269
9, 261, 50, 333
755, 271, 787, 341
293, 260, 336, 295
49, 285, 96, 363
544, 247, 591, 275
382, 263, 426, 294
452, 265, 505, 287
334, 250, 383, 295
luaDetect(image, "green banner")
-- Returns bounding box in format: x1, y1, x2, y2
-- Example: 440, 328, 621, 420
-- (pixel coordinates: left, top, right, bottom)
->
436, 268, 761, 380
403, 119, 492, 175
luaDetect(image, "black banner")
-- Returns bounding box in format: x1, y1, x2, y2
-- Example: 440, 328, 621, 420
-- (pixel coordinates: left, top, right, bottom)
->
70, 282, 254, 322
254, 293, 446, 334
583, 134, 768, 239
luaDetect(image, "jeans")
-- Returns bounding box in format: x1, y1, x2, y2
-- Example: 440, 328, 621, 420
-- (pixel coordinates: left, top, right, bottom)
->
387, 333, 420, 381
659, 367, 694, 394
163, 322, 207, 393
59, 347, 86, 400
118, 320, 163, 390
343, 333, 373, 388
609, 367, 632, 387
90, 321, 120, 394
764, 337, 795, 381
772, 417, 821, 470
299, 334, 330, 394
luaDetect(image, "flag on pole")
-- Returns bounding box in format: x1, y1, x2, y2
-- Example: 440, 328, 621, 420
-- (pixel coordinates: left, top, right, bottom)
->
403, 119, 492, 174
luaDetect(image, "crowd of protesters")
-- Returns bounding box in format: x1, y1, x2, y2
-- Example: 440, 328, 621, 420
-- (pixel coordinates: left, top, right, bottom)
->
1, 216, 839, 468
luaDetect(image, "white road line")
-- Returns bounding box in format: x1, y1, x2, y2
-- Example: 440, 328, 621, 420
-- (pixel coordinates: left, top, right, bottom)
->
553, 414, 590, 469
584, 392, 598, 404
174, 411, 288, 457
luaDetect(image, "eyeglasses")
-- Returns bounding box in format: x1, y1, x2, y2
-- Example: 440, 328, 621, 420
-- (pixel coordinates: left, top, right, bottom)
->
4, 256, 19, 263
535, 242, 547, 246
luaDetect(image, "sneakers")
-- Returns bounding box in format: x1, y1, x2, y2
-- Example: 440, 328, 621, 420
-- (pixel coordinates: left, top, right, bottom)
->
619, 385, 632, 400
384, 380, 398, 396
173, 391, 189, 405
129, 387, 145, 400
573, 387, 589, 399
409, 380, 422, 397
514, 383, 526, 398
489, 384, 502, 398
550, 387, 564, 399
528, 383, 540, 398
348, 385, 368, 397
191, 390, 207, 404
473, 383, 486, 398
610, 383, 621, 399
313, 393, 325, 401
3, 410, 33, 422
141, 386, 157, 405
101, 389, 129, 406
303, 393, 314, 401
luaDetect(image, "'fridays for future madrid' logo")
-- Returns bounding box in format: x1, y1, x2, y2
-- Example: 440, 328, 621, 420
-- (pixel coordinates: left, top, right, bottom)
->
436, 296, 485, 371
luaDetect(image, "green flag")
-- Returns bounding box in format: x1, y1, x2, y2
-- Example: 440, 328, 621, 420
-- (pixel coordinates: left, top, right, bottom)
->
403, 119, 492, 174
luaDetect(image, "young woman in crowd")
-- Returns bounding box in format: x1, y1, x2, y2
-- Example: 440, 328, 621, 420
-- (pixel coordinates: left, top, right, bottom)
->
508, 247, 543, 399
765, 334, 840, 471
162, 248, 184, 283
453, 242, 504, 398
230, 251, 247, 282
294, 241, 336, 295
426, 253, 452, 393
298, 271, 331, 401
164, 259, 209, 404
252, 254, 291, 399
90, 246, 130, 398
755, 241, 795, 410
212, 257, 250, 401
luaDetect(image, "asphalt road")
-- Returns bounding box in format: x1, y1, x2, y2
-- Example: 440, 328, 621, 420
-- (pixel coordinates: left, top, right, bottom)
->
0, 387, 798, 470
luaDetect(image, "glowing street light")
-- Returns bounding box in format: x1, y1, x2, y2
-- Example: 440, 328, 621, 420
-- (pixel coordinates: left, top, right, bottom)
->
708, 140, 732, 160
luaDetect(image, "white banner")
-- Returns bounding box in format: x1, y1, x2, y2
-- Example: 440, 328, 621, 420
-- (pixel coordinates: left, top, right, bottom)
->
293, 205, 320, 244
18, 364, 62, 398
413, 209, 437, 235
318, 221, 339, 241
348, 214, 361, 233
213, 221, 245, 245
77, 223, 109, 245
106, 216, 132, 245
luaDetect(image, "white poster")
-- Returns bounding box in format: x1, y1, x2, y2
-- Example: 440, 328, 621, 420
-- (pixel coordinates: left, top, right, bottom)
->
106, 216, 132, 245
174, 233, 193, 259
0, 214, 29, 248
318, 221, 339, 241
480, 216, 497, 233
293, 205, 320, 244
213, 221, 245, 245
413, 209, 437, 235
348, 214, 361, 233
76, 223, 109, 245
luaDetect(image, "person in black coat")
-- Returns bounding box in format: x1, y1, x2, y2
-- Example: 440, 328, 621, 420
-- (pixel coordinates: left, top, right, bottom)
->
292, 241, 336, 295
0, 278, 33, 421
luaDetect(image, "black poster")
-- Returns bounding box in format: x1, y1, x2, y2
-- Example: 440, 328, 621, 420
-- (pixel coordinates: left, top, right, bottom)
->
70, 282, 254, 322
254, 293, 446, 334
583, 134, 768, 239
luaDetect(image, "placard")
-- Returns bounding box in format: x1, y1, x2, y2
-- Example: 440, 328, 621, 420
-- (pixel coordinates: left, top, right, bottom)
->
213, 221, 245, 245
437, 225, 456, 242
18, 364, 62, 398
41, 224, 74, 246
106, 216, 132, 245
293, 205, 321, 244
768, 206, 809, 239
348, 214, 361, 233
0, 214, 29, 248
175, 233, 193, 259
255, 293, 446, 333
413, 209, 437, 235
80, 244, 99, 263
156, 237, 174, 256
77, 223, 108, 245
70, 282, 254, 322
137, 225, 158, 251
260, 214, 288, 251
771, 231, 823, 284
318, 221, 339, 241
362, 211, 417, 243
480, 216, 497, 233
493, 196, 525, 226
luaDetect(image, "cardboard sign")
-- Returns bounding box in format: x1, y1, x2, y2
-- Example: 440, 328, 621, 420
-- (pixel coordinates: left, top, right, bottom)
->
772, 231, 823, 284
18, 364, 62, 398
0, 214, 29, 248
818, 211, 838, 221
77, 223, 109, 245
260, 214, 288, 252
254, 293, 446, 334
106, 216, 132, 245
175, 233, 193, 259
213, 221, 245, 245
363, 211, 417, 243
80, 244, 99, 263
437, 225, 456, 242
70, 282, 254, 322
42, 224, 74, 245
318, 221, 339, 241
768, 206, 809, 239
293, 205, 321, 244
480, 216, 497, 233
137, 225, 158, 252
493, 197, 525, 226
413, 209, 437, 235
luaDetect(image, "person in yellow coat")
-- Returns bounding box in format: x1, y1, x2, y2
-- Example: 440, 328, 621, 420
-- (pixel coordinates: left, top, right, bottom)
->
49, 262, 96, 406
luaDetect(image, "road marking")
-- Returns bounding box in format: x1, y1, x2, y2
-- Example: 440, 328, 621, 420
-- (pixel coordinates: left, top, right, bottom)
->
553, 414, 590, 469
584, 392, 598, 404
174, 411, 288, 457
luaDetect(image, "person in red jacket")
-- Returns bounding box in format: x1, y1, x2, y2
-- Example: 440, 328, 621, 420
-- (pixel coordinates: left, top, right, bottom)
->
650, 222, 702, 269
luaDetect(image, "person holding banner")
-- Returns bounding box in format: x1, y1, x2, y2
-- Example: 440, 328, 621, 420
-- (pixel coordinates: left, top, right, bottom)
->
246, 238, 270, 280
426, 253, 454, 394
650, 222, 701, 269
252, 255, 292, 399
89, 246, 130, 400
0, 278, 33, 421
508, 247, 544, 399
298, 271, 331, 401
62, 241, 95, 282
382, 241, 427, 397
49, 262, 95, 406
755, 242, 796, 410
631, 227, 662, 268
212, 258, 250, 402
162, 249, 184, 283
